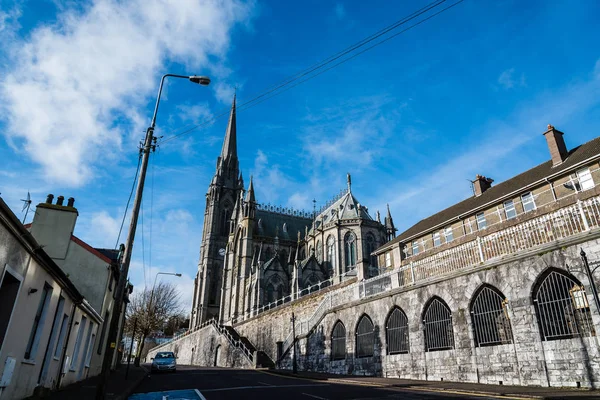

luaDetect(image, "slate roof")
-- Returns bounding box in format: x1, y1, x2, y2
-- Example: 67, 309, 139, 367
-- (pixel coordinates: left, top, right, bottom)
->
95, 248, 120, 262
387, 135, 600, 248
255, 209, 312, 241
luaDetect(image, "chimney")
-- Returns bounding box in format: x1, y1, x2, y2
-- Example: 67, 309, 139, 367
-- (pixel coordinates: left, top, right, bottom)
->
30, 195, 78, 260
56, 196, 65, 206
46, 194, 54, 204
67, 197, 75, 207
543, 124, 568, 166
473, 175, 494, 196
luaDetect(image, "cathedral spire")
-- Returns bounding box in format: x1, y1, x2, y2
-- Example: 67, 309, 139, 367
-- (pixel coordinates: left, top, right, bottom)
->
221, 95, 237, 162
245, 175, 255, 203
385, 203, 396, 241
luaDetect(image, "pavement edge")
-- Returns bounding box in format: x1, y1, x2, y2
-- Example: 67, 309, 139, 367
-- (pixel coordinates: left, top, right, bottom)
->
115, 365, 149, 400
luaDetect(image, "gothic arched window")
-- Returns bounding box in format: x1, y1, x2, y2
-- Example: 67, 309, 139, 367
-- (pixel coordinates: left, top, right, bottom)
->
386, 307, 409, 354
220, 204, 232, 235
344, 232, 357, 271
326, 235, 336, 275
331, 321, 346, 360
355, 314, 374, 358
423, 297, 454, 352
533, 268, 595, 341
266, 284, 274, 304
316, 240, 322, 262
471, 284, 513, 347
366, 233, 377, 269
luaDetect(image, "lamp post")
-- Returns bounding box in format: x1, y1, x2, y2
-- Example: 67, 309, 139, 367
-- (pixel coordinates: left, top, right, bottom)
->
96, 74, 209, 400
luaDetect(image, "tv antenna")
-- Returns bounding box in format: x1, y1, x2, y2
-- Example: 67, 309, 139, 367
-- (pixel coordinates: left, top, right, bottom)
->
21, 192, 32, 223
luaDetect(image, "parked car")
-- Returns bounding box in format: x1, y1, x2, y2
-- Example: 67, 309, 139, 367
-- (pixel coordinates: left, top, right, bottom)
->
151, 351, 177, 373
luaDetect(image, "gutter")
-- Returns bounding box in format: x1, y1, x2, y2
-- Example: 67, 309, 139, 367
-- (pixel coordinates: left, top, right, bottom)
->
378, 152, 600, 252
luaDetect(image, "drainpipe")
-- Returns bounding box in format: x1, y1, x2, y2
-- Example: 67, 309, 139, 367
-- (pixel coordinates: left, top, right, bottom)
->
56, 304, 77, 389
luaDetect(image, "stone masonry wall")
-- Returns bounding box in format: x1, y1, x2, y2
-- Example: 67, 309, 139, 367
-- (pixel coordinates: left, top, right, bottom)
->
146, 324, 253, 369
150, 236, 600, 388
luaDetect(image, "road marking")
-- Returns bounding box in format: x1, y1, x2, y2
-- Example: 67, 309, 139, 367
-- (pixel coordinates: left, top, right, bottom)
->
200, 383, 330, 392
302, 393, 329, 400
194, 389, 207, 400
258, 381, 274, 386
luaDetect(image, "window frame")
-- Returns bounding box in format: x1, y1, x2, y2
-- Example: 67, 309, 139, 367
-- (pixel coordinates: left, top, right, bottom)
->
577, 168, 594, 191
470, 284, 513, 347
24, 282, 53, 361
355, 314, 375, 358
412, 241, 419, 255
444, 227, 453, 243
504, 200, 517, 220
330, 321, 346, 361
476, 212, 487, 230
432, 232, 441, 247
521, 192, 536, 213
386, 307, 409, 355
422, 297, 455, 352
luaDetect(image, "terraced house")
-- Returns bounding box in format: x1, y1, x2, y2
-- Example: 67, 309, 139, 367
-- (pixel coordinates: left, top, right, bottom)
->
149, 124, 600, 389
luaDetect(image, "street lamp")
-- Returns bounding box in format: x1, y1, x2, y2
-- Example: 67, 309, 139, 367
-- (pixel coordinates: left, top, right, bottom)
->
149, 272, 183, 313
97, 74, 209, 400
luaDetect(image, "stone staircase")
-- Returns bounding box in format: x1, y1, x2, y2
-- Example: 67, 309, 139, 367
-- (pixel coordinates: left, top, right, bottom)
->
217, 322, 275, 368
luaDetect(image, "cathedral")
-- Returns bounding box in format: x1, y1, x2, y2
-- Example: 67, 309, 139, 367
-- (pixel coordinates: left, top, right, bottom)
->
190, 97, 396, 328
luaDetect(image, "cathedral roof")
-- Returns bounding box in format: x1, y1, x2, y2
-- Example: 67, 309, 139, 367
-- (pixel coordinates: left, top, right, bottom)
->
255, 209, 312, 241
313, 190, 373, 230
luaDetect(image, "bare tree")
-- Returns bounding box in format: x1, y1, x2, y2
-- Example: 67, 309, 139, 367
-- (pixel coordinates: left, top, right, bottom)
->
124, 281, 182, 364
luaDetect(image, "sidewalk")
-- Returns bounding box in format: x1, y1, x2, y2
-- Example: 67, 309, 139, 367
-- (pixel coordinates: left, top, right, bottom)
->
266, 369, 600, 399
29, 364, 147, 400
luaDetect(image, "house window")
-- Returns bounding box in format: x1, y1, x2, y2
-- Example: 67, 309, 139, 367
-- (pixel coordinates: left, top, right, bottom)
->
412, 241, 419, 255
331, 321, 346, 360
386, 307, 409, 354
54, 314, 69, 359
533, 269, 594, 340
444, 227, 453, 243
577, 168, 594, 191
0, 269, 21, 352
355, 315, 374, 358
70, 316, 87, 370
504, 200, 517, 220
471, 285, 513, 347
432, 232, 441, 247
476, 213, 487, 230
521, 192, 536, 212
423, 297, 454, 352
25, 283, 53, 360
385, 252, 393, 268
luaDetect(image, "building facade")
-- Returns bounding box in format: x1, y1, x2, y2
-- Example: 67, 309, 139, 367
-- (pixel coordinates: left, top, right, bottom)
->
190, 97, 393, 328
0, 197, 102, 399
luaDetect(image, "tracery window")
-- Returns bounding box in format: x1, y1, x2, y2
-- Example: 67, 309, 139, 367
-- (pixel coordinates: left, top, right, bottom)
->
366, 234, 377, 269
326, 235, 336, 275
533, 269, 595, 341
344, 232, 357, 271
220, 205, 232, 235
386, 307, 409, 354
316, 240, 322, 262
423, 297, 454, 352
471, 285, 513, 347
331, 321, 346, 360
355, 314, 374, 358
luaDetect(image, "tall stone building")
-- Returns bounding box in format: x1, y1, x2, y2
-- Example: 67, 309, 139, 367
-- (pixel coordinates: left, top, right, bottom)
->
190, 97, 394, 328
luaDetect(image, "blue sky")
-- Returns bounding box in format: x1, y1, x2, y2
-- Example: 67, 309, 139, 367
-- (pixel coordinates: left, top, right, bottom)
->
1, 0, 600, 312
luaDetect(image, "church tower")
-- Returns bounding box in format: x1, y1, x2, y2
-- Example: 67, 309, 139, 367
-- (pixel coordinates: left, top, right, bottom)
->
191, 96, 242, 327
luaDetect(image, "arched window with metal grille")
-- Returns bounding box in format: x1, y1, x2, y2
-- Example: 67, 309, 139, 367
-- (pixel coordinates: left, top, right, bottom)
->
423, 297, 454, 352
533, 268, 595, 341
470, 284, 513, 347
355, 314, 375, 358
386, 307, 409, 354
331, 321, 346, 360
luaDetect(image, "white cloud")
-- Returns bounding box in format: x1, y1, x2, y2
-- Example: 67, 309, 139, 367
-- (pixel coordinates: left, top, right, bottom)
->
213, 81, 237, 105
251, 149, 295, 204
0, 0, 254, 186
89, 210, 121, 248
497, 67, 526, 89
334, 3, 346, 20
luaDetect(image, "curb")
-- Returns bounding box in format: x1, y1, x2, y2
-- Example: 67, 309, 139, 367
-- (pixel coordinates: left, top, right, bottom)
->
115, 366, 149, 400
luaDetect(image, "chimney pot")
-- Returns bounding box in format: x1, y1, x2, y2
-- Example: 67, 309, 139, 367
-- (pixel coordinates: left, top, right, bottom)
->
46, 194, 54, 204
56, 196, 64, 206
473, 175, 494, 197
543, 124, 568, 166
67, 197, 75, 207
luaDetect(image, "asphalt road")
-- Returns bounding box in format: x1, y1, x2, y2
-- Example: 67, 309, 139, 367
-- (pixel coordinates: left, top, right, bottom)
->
132, 365, 522, 400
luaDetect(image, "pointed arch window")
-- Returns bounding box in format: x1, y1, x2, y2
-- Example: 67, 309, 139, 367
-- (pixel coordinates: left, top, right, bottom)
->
316, 240, 322, 262
471, 285, 513, 347
533, 269, 595, 341
366, 233, 378, 270
220, 204, 232, 235
386, 307, 409, 354
266, 284, 274, 304
355, 314, 374, 358
423, 297, 454, 352
331, 321, 346, 360
344, 232, 357, 271
326, 235, 336, 275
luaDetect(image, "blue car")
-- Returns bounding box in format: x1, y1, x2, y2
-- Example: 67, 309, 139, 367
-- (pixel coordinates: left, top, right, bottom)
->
150, 351, 177, 373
